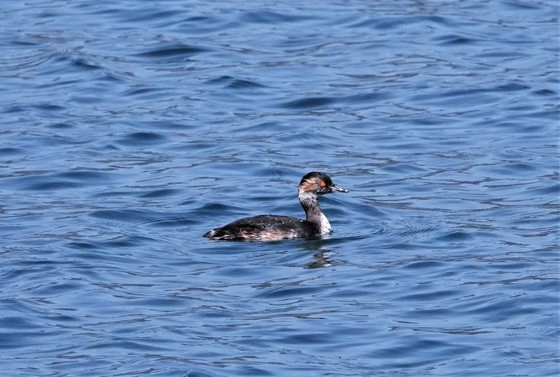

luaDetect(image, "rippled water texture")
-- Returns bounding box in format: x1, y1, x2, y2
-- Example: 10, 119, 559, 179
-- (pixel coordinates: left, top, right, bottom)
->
0, 1, 558, 376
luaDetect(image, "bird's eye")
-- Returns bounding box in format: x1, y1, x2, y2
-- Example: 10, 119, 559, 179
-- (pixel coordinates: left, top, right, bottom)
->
320, 181, 326, 187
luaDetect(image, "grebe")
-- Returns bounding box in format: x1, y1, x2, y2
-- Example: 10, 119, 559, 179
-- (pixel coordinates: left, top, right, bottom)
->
204, 172, 348, 241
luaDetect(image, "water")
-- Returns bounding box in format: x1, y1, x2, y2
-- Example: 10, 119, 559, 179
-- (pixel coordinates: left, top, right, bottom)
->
0, 1, 558, 376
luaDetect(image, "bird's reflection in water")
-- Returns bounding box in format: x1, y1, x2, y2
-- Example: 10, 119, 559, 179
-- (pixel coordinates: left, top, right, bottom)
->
300, 239, 334, 269
306, 248, 333, 269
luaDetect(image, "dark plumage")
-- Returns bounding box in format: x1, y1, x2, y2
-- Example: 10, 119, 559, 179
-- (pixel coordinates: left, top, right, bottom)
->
204, 172, 348, 241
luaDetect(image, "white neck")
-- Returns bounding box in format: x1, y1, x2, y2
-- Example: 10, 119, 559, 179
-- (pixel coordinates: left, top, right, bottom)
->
317, 212, 332, 234
298, 189, 332, 235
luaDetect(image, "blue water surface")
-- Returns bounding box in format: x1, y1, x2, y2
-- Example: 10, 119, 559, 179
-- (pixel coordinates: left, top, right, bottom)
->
0, 1, 558, 376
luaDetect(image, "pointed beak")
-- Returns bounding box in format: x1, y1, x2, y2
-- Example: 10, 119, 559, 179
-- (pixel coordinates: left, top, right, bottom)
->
332, 185, 349, 193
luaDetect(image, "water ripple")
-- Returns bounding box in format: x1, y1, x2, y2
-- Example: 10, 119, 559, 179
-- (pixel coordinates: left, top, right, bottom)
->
0, 1, 558, 377
136, 44, 209, 58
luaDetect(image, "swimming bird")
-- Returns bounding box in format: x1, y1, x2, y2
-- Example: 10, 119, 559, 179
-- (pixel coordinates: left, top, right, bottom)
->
204, 172, 348, 241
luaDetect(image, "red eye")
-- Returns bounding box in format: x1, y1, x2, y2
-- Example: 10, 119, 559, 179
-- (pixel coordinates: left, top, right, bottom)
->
320, 181, 326, 187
